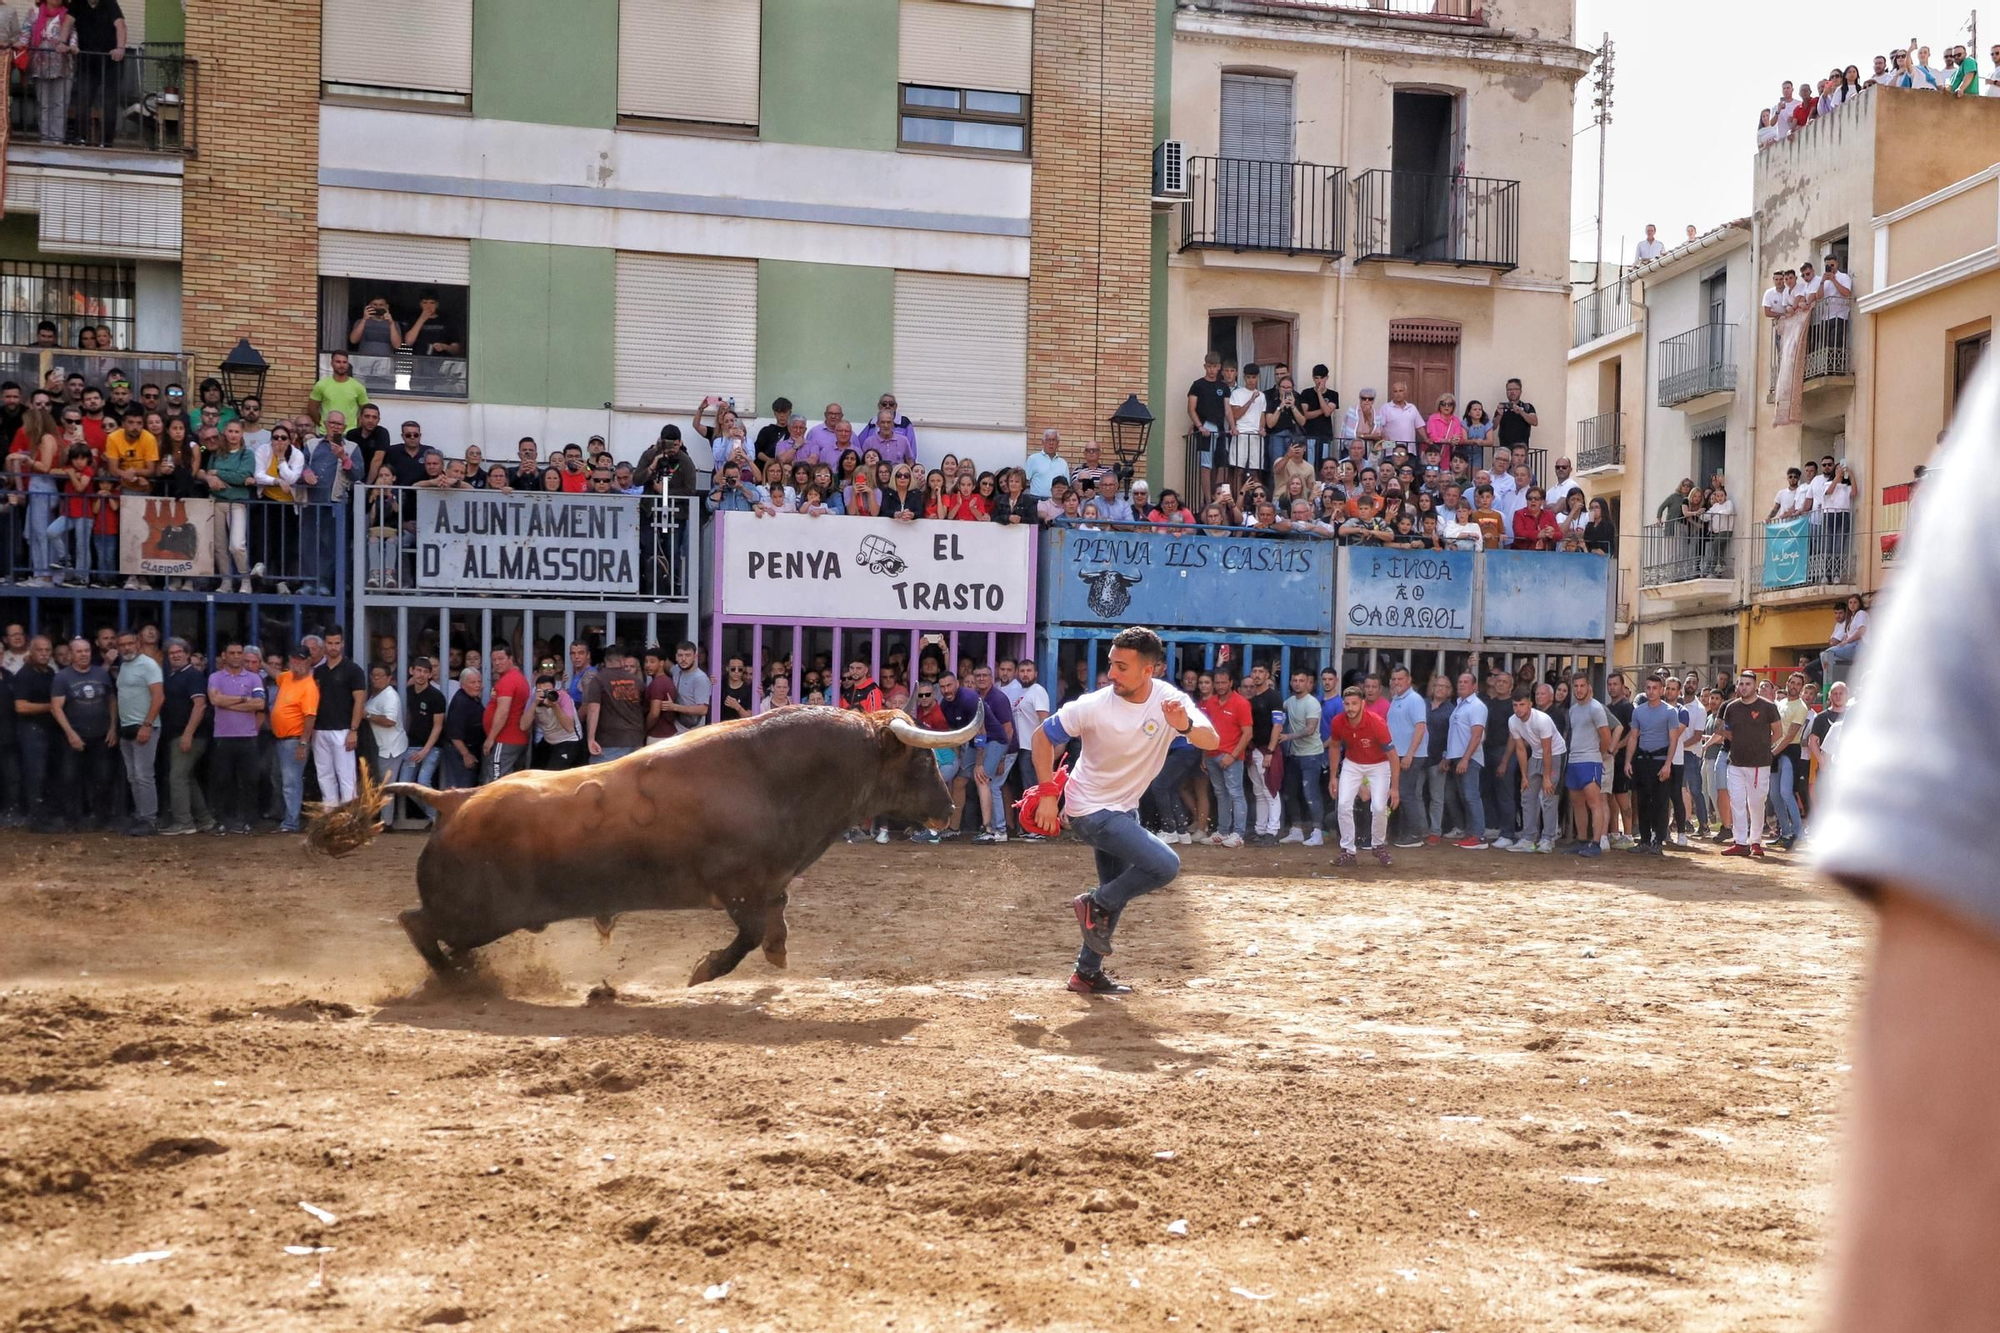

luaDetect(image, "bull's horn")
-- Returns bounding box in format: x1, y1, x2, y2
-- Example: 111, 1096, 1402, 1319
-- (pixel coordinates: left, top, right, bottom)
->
888, 702, 984, 749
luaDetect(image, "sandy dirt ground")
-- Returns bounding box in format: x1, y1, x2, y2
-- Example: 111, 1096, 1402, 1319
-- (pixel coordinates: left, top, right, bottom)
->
0, 830, 1868, 1333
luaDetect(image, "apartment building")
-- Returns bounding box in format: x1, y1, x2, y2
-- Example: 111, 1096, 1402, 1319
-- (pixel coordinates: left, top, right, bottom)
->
1564, 257, 1640, 657
1159, 0, 1590, 490
72, 0, 1154, 474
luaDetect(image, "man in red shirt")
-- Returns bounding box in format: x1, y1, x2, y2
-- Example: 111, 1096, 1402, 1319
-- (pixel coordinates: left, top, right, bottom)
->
642, 645, 678, 744
1199, 664, 1253, 847
482, 644, 533, 781
1327, 685, 1400, 867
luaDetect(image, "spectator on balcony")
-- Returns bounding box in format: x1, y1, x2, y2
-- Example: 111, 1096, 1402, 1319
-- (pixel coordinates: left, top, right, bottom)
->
69, 0, 124, 148
1468, 484, 1508, 550
1067, 439, 1113, 496
103, 403, 157, 495
348, 294, 401, 359
706, 460, 765, 515
1819, 592, 1870, 676
200, 420, 256, 592
1260, 371, 1307, 473
1555, 490, 1590, 547
1634, 224, 1666, 263
1085, 472, 1130, 525
1297, 364, 1337, 463
1546, 457, 1580, 510
991, 468, 1037, 528
404, 292, 462, 357
1340, 389, 1383, 460
1700, 479, 1736, 575
1269, 433, 1314, 497
1494, 379, 1537, 452
641, 425, 698, 498
1016, 429, 1066, 501
797, 403, 849, 466
1818, 253, 1854, 345
1584, 497, 1616, 555
1424, 394, 1466, 464
1459, 400, 1491, 444
1378, 382, 1427, 452
856, 402, 917, 466
309, 352, 370, 431
28, 1, 76, 146
1768, 466, 1809, 522
1510, 487, 1561, 550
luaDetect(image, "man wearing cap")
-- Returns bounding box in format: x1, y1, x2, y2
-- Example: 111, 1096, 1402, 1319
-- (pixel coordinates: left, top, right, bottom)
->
1024, 429, 1070, 500
638, 426, 696, 494
270, 645, 320, 834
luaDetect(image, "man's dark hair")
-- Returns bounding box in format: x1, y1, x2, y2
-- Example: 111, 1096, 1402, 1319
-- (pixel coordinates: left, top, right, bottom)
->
121, 406, 143, 424
0, 381, 17, 393
1506, 377, 1523, 389
1110, 626, 1165, 663
1513, 685, 1535, 703
1211, 662, 1235, 682
772, 396, 792, 414
35, 320, 55, 337
675, 640, 697, 655
410, 656, 433, 672
1311, 363, 1329, 378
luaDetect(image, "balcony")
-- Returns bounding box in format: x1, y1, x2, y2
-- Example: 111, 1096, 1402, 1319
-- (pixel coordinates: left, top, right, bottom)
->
1746, 516, 1859, 599
0, 344, 193, 391
1281, 0, 1482, 20
7, 49, 196, 156
1572, 283, 1633, 347
1658, 324, 1737, 408
1574, 411, 1624, 473
1352, 170, 1519, 271
1639, 519, 1735, 593
320, 351, 467, 401
1179, 157, 1347, 260
1804, 304, 1852, 382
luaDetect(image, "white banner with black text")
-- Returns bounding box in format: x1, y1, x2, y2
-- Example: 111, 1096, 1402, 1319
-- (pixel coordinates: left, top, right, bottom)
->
416, 491, 641, 592
717, 512, 1033, 629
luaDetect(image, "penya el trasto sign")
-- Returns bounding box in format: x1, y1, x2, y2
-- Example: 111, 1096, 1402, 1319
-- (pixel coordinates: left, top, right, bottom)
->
717, 512, 1033, 630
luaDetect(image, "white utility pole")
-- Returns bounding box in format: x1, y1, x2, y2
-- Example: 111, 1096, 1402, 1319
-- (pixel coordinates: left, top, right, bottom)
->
1591, 33, 1615, 285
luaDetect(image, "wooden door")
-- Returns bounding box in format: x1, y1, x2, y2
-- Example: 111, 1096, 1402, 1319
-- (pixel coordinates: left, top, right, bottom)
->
1388, 338, 1456, 415
1251, 318, 1292, 381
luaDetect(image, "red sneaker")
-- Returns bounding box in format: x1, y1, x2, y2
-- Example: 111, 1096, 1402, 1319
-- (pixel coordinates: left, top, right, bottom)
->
1721, 844, 1751, 857
1750, 844, 1766, 859
1424, 835, 1441, 846
1374, 846, 1394, 867
1453, 837, 1487, 849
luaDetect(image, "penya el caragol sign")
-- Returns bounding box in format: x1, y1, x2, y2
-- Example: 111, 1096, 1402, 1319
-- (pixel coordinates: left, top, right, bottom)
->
717, 512, 1034, 630
1341, 548, 1475, 637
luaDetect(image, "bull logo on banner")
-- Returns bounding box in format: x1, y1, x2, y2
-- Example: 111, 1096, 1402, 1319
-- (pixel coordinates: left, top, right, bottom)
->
1079, 569, 1142, 619
120, 496, 213, 577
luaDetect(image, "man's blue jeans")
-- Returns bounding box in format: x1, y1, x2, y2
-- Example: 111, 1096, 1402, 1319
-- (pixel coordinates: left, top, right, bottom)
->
396, 747, 442, 819
1204, 753, 1247, 836
1456, 759, 1485, 840
1772, 753, 1802, 839
1071, 807, 1181, 976
1288, 752, 1326, 830
277, 738, 310, 831
1479, 750, 1519, 841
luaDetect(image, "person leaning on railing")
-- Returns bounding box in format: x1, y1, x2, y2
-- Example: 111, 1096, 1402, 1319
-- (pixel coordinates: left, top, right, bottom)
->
199, 421, 256, 592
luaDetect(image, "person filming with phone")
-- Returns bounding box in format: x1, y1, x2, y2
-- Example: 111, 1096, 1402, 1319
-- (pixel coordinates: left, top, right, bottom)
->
349, 295, 401, 358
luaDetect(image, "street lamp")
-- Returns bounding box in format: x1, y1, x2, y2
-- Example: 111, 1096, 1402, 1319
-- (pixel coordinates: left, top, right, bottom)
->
218, 338, 269, 407
1107, 394, 1154, 483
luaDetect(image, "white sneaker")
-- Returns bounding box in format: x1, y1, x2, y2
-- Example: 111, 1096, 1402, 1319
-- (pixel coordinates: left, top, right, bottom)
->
1303, 830, 1324, 847
1279, 829, 1304, 844
874, 827, 889, 844
237, 579, 254, 593
1491, 836, 1514, 850
1176, 831, 1192, 845
1537, 840, 1554, 853
1205, 833, 1226, 846
1504, 841, 1537, 853
122, 576, 145, 590
1220, 832, 1244, 848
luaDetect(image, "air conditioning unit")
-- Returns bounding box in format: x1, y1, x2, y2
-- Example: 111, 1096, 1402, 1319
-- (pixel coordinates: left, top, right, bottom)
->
1152, 139, 1187, 202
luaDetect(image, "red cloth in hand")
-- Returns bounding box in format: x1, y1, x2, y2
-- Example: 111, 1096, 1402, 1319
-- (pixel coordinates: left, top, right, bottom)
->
1014, 757, 1072, 836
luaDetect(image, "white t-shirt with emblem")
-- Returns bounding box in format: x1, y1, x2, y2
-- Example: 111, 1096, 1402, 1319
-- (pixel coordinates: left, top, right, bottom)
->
1053, 681, 1214, 817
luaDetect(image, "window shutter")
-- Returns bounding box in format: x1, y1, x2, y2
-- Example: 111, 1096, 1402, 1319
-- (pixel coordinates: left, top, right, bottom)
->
322, 0, 472, 94
899, 0, 1032, 94
1219, 73, 1294, 162
894, 272, 1025, 428
319, 232, 472, 285
614, 253, 757, 411
124, 5, 145, 45
619, 0, 759, 125
38, 175, 181, 261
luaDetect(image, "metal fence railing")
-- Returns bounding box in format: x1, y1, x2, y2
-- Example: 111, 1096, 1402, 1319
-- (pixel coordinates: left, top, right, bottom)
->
8, 49, 195, 154
1572, 282, 1633, 346
0, 346, 193, 395
1297, 0, 1481, 19
1575, 411, 1623, 472
319, 351, 468, 401
1352, 170, 1520, 270
1179, 157, 1347, 258
1659, 324, 1737, 407
1744, 514, 1860, 595
1180, 429, 1548, 498
1804, 303, 1852, 381
1639, 519, 1735, 587
355, 486, 699, 603
1, 490, 344, 597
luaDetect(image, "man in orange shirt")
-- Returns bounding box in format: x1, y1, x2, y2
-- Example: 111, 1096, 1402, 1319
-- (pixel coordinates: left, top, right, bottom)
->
103, 405, 159, 492
269, 645, 320, 834
1199, 663, 1253, 847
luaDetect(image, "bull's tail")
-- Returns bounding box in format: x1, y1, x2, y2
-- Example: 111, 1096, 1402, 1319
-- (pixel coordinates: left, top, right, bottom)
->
303, 772, 472, 858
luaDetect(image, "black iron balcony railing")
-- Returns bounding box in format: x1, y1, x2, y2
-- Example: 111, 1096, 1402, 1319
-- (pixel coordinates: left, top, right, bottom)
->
1352, 170, 1519, 270
1179, 157, 1347, 259
1639, 519, 1735, 588
1804, 303, 1852, 380
1658, 324, 1737, 407
1311, 0, 1481, 17
1573, 282, 1633, 346
1575, 412, 1623, 472
1745, 513, 1860, 595
8, 49, 196, 154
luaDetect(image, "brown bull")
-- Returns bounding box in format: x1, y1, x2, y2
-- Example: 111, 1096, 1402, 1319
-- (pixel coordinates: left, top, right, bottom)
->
362, 703, 981, 986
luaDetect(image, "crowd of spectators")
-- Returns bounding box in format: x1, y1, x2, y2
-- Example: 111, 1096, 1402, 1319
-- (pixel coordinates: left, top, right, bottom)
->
9, 0, 141, 149
1757, 38, 1998, 147
1172, 352, 1608, 551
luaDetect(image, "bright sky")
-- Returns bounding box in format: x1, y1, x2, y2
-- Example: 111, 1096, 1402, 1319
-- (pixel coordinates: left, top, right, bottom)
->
1568, 0, 1988, 266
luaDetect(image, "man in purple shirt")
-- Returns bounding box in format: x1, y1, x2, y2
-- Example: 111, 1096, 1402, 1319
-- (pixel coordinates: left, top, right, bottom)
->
799, 403, 851, 465
205, 642, 268, 835
854, 392, 918, 465
969, 664, 1018, 844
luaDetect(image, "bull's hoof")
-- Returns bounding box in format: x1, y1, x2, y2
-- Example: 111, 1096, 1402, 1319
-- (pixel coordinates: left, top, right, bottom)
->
687, 956, 721, 987
763, 947, 788, 970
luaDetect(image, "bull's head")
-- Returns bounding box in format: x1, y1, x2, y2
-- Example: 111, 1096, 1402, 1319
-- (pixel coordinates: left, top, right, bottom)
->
1080, 568, 1143, 619
875, 703, 984, 828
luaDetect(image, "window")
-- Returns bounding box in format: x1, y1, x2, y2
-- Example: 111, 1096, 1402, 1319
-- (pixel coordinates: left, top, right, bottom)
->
0, 261, 134, 349
899, 86, 1028, 154
893, 271, 1026, 428
618, 0, 759, 129
317, 279, 471, 399
1953, 330, 1990, 415
613, 253, 756, 412
322, 0, 471, 105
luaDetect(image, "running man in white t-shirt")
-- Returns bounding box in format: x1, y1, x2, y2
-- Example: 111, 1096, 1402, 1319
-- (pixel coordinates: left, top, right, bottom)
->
1031, 627, 1221, 996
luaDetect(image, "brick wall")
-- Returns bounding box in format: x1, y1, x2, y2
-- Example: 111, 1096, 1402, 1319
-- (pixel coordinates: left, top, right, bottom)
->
183, 0, 322, 411
1028, 0, 1156, 461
